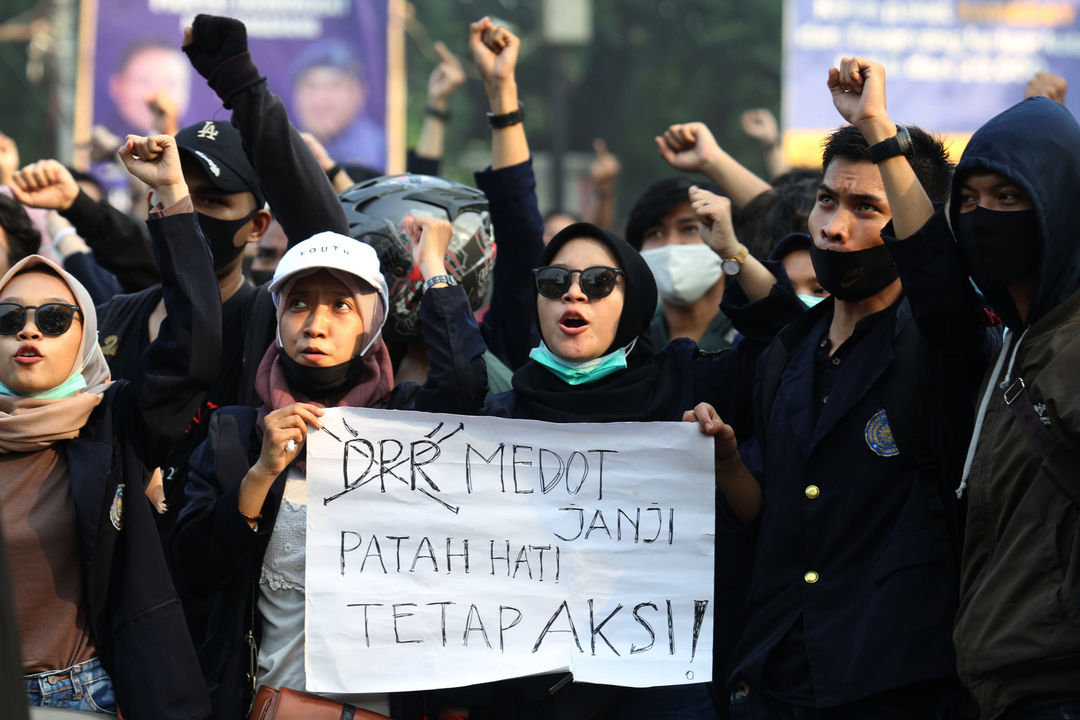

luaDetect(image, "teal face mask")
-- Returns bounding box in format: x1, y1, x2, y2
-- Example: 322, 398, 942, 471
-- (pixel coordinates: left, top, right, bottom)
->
529, 338, 638, 386
799, 294, 826, 308
0, 373, 87, 399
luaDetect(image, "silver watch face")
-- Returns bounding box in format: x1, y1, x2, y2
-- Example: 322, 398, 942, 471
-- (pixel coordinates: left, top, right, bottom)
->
722, 258, 742, 275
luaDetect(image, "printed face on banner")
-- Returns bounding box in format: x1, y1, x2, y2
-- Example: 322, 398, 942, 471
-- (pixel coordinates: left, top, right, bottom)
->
88, 1, 388, 171
304, 408, 716, 693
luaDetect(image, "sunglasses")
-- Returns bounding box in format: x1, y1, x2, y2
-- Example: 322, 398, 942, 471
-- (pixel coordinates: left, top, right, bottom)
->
532, 266, 624, 299
0, 303, 83, 336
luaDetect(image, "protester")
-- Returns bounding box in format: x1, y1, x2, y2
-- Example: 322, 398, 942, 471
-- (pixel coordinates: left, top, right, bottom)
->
420, 20, 806, 719
833, 56, 1080, 720
720, 73, 978, 717
340, 15, 543, 396
171, 216, 487, 720
1, 132, 217, 718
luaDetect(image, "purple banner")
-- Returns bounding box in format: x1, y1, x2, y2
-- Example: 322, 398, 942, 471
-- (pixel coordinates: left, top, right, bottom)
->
91, 0, 388, 170
784, 0, 1080, 133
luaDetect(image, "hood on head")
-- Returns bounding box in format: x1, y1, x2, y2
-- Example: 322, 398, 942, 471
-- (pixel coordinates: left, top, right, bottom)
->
949, 96, 1080, 329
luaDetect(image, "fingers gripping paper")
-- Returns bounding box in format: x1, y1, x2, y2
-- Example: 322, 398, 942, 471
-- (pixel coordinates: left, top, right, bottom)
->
305, 407, 715, 692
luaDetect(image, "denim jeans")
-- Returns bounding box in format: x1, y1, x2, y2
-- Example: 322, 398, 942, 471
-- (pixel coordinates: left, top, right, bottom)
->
24, 657, 117, 715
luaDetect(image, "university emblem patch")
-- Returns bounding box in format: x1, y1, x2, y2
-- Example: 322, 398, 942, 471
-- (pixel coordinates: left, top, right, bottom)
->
109, 484, 124, 530
865, 408, 899, 457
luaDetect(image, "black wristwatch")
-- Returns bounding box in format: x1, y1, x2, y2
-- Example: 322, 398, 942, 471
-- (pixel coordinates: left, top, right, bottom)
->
868, 125, 913, 164
486, 103, 525, 129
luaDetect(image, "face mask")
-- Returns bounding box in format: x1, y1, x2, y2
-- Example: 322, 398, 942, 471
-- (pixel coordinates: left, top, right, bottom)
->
809, 242, 899, 301
278, 347, 369, 398
954, 207, 1039, 288
640, 245, 723, 307
0, 373, 87, 399
799, 294, 826, 308
249, 269, 275, 287
529, 338, 637, 386
197, 208, 260, 271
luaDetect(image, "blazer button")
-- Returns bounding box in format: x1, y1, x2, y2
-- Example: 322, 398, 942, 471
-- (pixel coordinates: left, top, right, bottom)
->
804, 571, 819, 584
805, 485, 820, 499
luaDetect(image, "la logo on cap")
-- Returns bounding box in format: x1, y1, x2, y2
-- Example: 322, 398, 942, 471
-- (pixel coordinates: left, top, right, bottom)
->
196, 121, 219, 141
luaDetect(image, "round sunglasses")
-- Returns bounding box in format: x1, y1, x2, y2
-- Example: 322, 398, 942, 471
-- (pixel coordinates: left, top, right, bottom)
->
0, 302, 83, 337
531, 265, 624, 299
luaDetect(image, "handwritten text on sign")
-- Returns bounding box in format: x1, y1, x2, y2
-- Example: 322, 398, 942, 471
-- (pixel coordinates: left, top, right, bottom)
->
305, 408, 714, 692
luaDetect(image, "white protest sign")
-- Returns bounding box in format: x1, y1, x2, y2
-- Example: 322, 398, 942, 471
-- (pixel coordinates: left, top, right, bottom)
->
304, 407, 714, 693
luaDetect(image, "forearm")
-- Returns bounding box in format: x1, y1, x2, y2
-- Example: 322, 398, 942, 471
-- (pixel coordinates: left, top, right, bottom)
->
223, 55, 349, 242
133, 200, 221, 465
415, 114, 446, 161
59, 190, 161, 290
716, 455, 761, 525
763, 143, 790, 180
701, 149, 772, 209
857, 117, 934, 239
238, 466, 278, 529
488, 81, 528, 170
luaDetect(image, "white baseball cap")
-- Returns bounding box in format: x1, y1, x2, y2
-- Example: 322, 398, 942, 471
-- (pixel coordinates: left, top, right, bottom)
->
268, 232, 390, 356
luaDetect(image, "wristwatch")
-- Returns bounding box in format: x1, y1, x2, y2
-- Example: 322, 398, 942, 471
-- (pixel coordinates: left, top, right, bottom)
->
422, 274, 457, 294
868, 125, 913, 164
722, 246, 750, 277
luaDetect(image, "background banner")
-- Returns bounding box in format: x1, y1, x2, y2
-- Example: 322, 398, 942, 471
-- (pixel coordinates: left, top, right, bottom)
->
783, 0, 1080, 163
82, 0, 390, 171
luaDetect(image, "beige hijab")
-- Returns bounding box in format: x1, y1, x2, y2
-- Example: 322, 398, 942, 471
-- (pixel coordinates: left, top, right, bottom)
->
0, 256, 113, 453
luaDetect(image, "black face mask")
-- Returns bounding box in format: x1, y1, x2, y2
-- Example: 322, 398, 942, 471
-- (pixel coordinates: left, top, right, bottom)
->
809, 242, 899, 301
954, 207, 1039, 289
197, 208, 260, 271
249, 269, 275, 287
278, 347, 369, 399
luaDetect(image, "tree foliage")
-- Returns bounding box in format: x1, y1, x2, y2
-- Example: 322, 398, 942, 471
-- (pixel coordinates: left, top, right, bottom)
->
407, 0, 784, 227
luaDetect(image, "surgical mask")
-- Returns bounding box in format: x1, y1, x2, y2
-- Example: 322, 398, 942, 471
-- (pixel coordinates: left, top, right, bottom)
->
809, 242, 899, 301
278, 347, 369, 398
954, 207, 1039, 288
0, 373, 87, 399
799, 294, 826, 308
197, 208, 260, 271
529, 338, 638, 386
640, 245, 723, 307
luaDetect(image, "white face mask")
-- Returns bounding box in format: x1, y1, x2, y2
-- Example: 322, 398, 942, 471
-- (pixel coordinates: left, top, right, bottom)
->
799, 293, 826, 308
640, 244, 723, 307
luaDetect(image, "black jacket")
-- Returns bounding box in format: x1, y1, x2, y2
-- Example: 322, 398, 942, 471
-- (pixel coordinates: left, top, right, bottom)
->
67, 208, 220, 719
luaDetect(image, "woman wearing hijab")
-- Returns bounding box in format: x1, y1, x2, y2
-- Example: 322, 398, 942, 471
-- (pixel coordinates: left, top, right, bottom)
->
170, 216, 488, 720
0, 134, 218, 718
456, 220, 801, 719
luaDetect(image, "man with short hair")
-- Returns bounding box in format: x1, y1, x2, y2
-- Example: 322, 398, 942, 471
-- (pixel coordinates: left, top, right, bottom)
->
724, 98, 977, 715
833, 56, 1080, 720
626, 176, 738, 351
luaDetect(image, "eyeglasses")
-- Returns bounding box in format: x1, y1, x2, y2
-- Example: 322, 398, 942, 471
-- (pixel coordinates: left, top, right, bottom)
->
0, 303, 83, 336
532, 266, 624, 299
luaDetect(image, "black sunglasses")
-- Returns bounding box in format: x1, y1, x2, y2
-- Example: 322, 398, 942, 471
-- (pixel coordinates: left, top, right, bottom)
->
532, 266, 624, 299
0, 302, 83, 336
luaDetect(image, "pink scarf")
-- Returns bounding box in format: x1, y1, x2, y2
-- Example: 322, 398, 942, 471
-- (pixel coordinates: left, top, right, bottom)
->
254, 339, 394, 419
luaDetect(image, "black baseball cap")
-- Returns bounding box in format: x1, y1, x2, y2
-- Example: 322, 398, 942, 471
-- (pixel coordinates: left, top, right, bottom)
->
175, 120, 265, 207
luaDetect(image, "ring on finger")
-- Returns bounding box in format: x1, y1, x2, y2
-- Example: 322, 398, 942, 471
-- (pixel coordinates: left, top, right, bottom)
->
285, 439, 297, 453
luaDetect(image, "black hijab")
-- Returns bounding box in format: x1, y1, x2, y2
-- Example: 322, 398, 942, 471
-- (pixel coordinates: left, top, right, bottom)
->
510, 222, 677, 422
